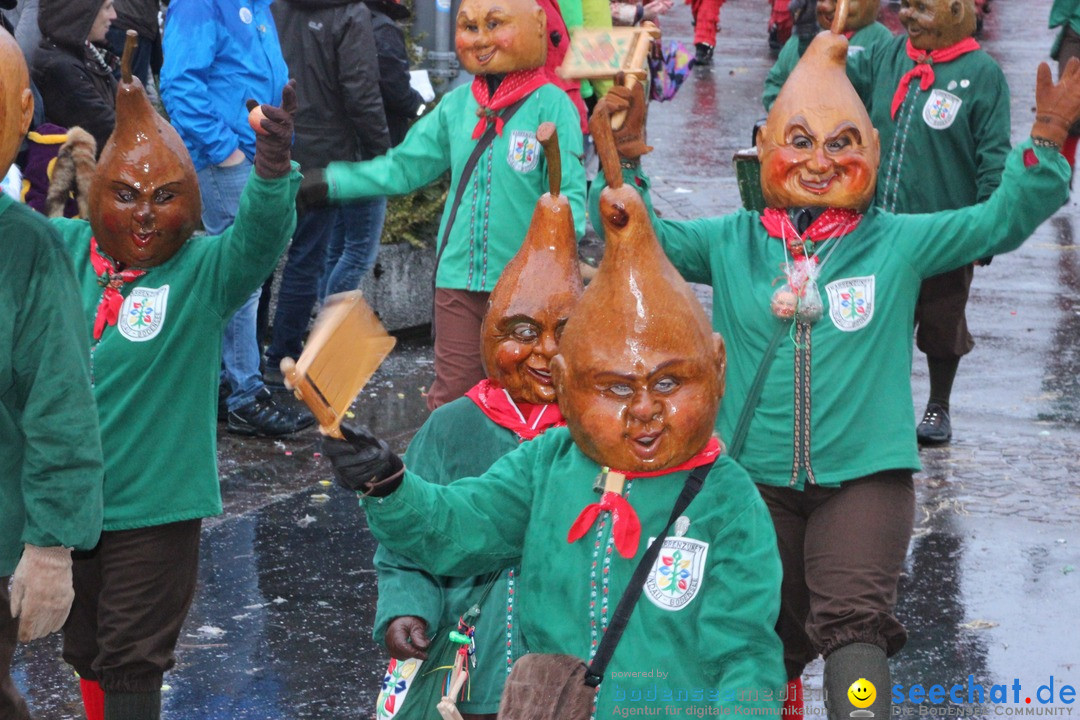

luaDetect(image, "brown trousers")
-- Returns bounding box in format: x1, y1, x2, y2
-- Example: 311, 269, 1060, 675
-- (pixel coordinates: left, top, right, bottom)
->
757, 471, 915, 681
1, 579, 32, 720
427, 288, 491, 411
915, 264, 976, 359
62, 520, 201, 694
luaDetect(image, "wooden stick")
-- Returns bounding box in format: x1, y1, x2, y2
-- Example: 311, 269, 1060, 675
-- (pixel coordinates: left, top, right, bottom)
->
280, 357, 345, 438
120, 30, 138, 84
830, 0, 849, 34
611, 23, 660, 130
536, 122, 560, 197
589, 103, 623, 189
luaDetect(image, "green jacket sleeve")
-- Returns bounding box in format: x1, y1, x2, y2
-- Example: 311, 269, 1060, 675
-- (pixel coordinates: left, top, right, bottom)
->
894, 140, 1070, 279
361, 442, 538, 577
201, 166, 301, 316
971, 67, 1012, 203
701, 498, 785, 711
325, 103, 451, 201
16, 235, 104, 553
763, 37, 800, 111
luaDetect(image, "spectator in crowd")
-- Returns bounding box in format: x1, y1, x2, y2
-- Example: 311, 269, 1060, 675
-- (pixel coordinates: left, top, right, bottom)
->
161, 0, 314, 437
32, 0, 117, 153
104, 0, 159, 86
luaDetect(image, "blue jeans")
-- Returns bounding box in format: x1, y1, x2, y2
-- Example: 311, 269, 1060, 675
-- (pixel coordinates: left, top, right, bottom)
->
319, 197, 386, 300
197, 159, 266, 411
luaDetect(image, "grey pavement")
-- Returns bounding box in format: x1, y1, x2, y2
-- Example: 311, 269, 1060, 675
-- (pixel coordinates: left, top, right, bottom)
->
13, 1, 1080, 717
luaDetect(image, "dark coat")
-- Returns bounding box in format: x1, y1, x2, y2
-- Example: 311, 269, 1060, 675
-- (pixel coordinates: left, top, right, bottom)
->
113, 0, 158, 40
367, 3, 424, 147
271, 0, 391, 169
32, 0, 116, 153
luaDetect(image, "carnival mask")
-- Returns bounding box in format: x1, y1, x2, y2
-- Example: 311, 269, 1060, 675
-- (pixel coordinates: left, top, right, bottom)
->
455, 0, 547, 76
758, 30, 880, 211
0, 30, 34, 176
900, 0, 977, 51
89, 41, 200, 269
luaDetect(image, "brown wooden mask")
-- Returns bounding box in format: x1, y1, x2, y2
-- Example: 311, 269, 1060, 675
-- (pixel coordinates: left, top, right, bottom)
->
551, 110, 725, 473
89, 33, 200, 269
455, 0, 546, 76
481, 125, 582, 405
817, 0, 879, 33
0, 30, 34, 177
900, 0, 976, 51
758, 28, 880, 211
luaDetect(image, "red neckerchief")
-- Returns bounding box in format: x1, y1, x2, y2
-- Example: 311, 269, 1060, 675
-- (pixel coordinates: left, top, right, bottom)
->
566, 437, 722, 558
891, 36, 981, 119
470, 69, 549, 139
465, 379, 565, 441
89, 238, 145, 340
760, 207, 863, 258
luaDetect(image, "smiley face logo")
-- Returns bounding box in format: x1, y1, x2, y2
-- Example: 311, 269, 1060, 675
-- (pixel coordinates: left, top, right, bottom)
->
847, 678, 876, 709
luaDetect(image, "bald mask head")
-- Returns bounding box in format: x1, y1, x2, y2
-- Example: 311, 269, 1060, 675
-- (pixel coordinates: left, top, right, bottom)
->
455, 0, 547, 75
0, 30, 34, 176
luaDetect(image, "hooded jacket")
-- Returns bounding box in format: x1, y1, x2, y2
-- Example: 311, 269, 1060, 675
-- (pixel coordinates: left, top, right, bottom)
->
366, 1, 424, 146
32, 0, 117, 153
271, 0, 391, 168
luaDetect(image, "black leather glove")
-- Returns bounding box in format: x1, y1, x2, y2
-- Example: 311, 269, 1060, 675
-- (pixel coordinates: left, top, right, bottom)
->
249, 79, 297, 179
297, 168, 329, 215
384, 616, 431, 661
321, 422, 404, 495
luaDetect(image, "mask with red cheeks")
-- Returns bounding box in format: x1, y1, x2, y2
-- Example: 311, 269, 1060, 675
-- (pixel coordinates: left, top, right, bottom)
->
481, 182, 582, 405
551, 182, 725, 474
0, 31, 34, 176
90, 56, 200, 269
758, 31, 879, 211
817, 0, 879, 32
900, 0, 976, 51
455, 0, 546, 76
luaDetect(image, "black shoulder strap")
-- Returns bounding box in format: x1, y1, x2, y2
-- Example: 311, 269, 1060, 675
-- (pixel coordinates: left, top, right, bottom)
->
583, 459, 715, 687
727, 322, 787, 461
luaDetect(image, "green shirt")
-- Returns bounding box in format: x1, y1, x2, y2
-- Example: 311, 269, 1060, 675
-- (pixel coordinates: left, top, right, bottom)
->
0, 195, 103, 576
596, 140, 1068, 488
848, 33, 1011, 213
373, 397, 526, 713
762, 21, 894, 111
325, 82, 586, 291
362, 428, 785, 715
50, 168, 300, 531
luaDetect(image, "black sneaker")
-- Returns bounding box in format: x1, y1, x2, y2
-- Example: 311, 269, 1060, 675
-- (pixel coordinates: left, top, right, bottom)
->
916, 403, 952, 445
694, 43, 714, 67
227, 388, 316, 437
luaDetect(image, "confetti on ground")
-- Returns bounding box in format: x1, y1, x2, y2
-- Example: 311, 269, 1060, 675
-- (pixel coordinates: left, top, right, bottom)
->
297, 515, 317, 528
397, 393, 405, 399
345, 410, 355, 419
313, 452, 322, 459
272, 597, 288, 605
285, 450, 293, 456
162, 684, 171, 692
960, 619, 998, 630
1063, 565, 1075, 575
310, 493, 331, 503
196, 625, 226, 638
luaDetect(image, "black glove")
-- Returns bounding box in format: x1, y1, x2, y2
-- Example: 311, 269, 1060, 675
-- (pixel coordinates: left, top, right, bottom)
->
249, 79, 297, 179
321, 422, 404, 495
297, 168, 329, 215
384, 616, 431, 661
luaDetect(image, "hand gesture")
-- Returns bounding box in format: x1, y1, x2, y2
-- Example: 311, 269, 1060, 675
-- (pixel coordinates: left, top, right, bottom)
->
1032, 58, 1080, 148
249, 79, 298, 179
594, 82, 652, 160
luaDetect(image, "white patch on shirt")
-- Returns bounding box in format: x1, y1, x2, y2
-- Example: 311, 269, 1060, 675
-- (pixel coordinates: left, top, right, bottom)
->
960, 79, 971, 88
117, 285, 169, 342
922, 88, 963, 130
239, 7, 253, 24
507, 130, 540, 173
847, 45, 868, 57
947, 80, 958, 90
307, 20, 324, 31
826, 275, 875, 332
643, 532, 708, 612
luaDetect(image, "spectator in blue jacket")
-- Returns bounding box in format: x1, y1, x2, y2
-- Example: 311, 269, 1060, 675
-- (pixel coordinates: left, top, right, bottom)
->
160, 0, 313, 437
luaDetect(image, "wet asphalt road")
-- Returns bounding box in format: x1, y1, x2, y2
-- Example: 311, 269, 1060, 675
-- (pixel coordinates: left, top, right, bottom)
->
13, 1, 1080, 717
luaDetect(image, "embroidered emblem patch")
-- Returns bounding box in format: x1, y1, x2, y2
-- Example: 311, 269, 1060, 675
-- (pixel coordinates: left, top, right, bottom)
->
825, 275, 874, 332
922, 89, 963, 130
375, 657, 423, 719
117, 285, 169, 342
507, 130, 540, 173
644, 521, 708, 612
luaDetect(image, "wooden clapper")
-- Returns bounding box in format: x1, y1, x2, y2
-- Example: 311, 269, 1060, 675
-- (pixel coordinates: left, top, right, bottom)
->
558, 23, 661, 129
280, 291, 397, 439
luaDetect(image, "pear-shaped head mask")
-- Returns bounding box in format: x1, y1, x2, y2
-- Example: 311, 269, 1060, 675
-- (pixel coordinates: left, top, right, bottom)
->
758, 15, 880, 212
482, 124, 583, 405
90, 31, 201, 268
900, 0, 977, 51
0, 29, 33, 176
455, 0, 547, 76
551, 109, 726, 473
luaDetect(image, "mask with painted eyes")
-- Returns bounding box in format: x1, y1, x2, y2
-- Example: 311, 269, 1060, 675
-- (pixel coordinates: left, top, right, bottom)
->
481, 137, 582, 405
757, 29, 880, 211
454, 0, 547, 76
0, 30, 34, 177
551, 161, 725, 473
89, 38, 200, 269
899, 0, 977, 51
816, 0, 879, 33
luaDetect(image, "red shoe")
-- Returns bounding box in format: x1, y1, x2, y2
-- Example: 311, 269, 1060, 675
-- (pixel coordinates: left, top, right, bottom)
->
783, 677, 804, 716
80, 678, 105, 720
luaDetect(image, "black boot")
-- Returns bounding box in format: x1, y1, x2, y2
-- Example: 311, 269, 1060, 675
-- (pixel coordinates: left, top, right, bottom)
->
104, 691, 161, 720
823, 643, 891, 720
694, 43, 714, 66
